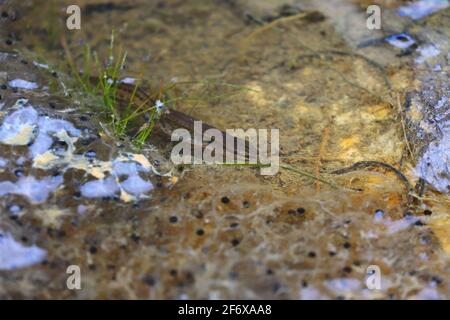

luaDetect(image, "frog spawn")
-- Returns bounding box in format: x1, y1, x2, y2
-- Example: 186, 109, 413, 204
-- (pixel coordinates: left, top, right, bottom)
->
79, 158, 155, 200
0, 99, 161, 270
0, 99, 160, 204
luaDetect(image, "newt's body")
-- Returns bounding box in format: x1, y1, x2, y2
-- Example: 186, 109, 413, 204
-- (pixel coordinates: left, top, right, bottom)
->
115, 81, 252, 159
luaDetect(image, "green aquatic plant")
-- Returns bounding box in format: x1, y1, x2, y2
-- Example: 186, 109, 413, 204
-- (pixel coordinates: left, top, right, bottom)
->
97, 33, 128, 127
131, 100, 165, 148
62, 32, 164, 147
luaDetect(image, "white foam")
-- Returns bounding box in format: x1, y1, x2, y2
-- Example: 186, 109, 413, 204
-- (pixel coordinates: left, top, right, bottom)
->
0, 106, 38, 145
416, 131, 450, 193
383, 216, 419, 234
77, 204, 88, 215
80, 176, 120, 198
415, 44, 441, 64
113, 160, 147, 176
299, 286, 325, 300
398, 0, 449, 20
0, 231, 47, 270
325, 278, 361, 294
112, 160, 154, 197
29, 114, 81, 158
8, 79, 39, 90
16, 156, 27, 165
120, 77, 137, 85
414, 287, 441, 299
0, 175, 63, 204
32, 61, 49, 69
120, 175, 154, 195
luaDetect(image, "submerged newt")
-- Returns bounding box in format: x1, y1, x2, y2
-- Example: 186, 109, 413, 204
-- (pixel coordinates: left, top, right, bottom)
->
114, 80, 255, 160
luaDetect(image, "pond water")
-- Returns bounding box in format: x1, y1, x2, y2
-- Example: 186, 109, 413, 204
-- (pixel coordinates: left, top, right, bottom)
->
0, 0, 449, 299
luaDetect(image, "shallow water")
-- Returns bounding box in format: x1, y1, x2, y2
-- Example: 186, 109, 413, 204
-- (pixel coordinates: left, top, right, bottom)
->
0, 0, 449, 299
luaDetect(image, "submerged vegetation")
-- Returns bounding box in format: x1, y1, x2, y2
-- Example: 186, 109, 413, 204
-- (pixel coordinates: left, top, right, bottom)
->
61, 32, 164, 147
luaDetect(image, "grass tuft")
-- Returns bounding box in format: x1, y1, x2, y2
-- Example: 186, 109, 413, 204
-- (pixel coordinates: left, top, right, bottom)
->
62, 32, 165, 147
